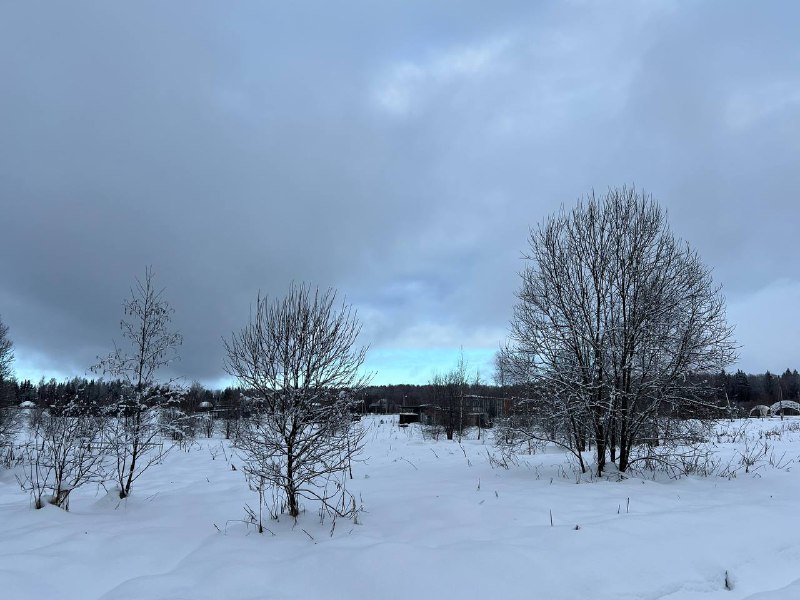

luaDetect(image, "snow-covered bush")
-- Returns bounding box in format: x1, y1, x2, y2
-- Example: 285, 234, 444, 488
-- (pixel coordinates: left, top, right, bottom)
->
17, 400, 105, 510
0, 406, 21, 467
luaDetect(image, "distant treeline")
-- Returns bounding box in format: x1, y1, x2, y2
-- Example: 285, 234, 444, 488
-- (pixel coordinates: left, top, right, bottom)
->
0, 378, 243, 416
1, 368, 798, 414
718, 369, 800, 405
363, 369, 800, 413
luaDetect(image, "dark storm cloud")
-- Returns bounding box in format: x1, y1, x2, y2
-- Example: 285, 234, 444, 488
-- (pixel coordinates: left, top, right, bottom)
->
1, 1, 798, 385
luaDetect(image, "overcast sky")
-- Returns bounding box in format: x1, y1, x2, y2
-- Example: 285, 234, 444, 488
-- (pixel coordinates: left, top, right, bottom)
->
1, 1, 799, 387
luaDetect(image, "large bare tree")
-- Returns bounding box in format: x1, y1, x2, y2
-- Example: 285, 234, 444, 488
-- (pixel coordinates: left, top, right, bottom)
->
505, 187, 737, 476
93, 267, 182, 498
225, 283, 369, 522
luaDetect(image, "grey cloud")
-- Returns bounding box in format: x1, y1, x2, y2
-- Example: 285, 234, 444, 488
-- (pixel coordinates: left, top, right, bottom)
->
1, 1, 798, 384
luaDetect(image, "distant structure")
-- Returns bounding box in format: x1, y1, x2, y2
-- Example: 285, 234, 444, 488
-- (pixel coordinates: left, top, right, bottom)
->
768, 400, 800, 416
749, 401, 800, 417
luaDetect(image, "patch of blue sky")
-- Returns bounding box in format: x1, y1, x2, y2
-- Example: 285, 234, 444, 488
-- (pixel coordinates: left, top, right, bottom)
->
362, 347, 496, 385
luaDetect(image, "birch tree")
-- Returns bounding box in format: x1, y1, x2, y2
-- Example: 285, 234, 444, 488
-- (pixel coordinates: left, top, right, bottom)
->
93, 267, 182, 498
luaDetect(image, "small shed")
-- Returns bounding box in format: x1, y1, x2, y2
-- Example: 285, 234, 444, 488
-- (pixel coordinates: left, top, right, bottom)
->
398, 412, 420, 426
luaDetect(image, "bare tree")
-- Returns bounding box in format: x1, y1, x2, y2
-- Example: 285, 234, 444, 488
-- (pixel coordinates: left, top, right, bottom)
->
493, 347, 509, 388
93, 267, 183, 498
17, 396, 105, 510
0, 406, 20, 467
224, 283, 369, 522
0, 314, 14, 409
505, 187, 736, 476
0, 316, 18, 463
428, 351, 471, 441
0, 314, 12, 383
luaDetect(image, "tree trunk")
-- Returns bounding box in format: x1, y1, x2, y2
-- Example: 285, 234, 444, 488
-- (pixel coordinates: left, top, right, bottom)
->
619, 440, 630, 473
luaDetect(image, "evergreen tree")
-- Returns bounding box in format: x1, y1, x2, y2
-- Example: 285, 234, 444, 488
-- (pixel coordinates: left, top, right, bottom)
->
732, 370, 751, 404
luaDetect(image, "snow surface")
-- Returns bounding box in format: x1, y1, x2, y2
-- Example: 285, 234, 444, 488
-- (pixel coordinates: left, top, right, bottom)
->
2, 415, 800, 599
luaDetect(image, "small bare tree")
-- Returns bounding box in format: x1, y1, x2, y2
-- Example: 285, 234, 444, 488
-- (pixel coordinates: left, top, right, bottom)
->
17, 396, 105, 510
0, 406, 21, 467
0, 317, 19, 465
0, 315, 14, 411
225, 283, 369, 522
504, 187, 737, 476
428, 351, 470, 441
93, 267, 182, 498
0, 314, 12, 384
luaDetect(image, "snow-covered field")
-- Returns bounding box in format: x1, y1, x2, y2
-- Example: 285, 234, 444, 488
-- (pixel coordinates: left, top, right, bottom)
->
2, 415, 800, 599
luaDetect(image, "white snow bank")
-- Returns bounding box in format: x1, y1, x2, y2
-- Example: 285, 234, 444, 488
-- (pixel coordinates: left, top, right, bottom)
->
1, 416, 800, 599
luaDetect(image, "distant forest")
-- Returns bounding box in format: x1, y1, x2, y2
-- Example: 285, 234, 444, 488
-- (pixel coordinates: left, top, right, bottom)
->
362, 369, 800, 414
1, 368, 798, 416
